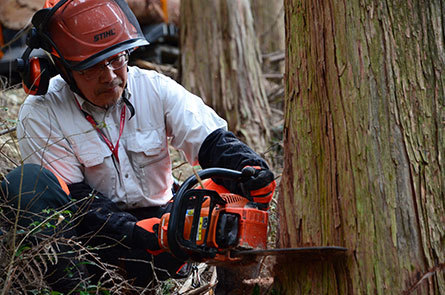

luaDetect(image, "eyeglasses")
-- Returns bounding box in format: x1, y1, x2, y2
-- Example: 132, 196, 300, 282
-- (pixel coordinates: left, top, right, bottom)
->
77, 52, 129, 80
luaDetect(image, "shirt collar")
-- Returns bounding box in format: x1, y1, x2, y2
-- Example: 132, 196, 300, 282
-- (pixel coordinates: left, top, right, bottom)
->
72, 91, 89, 110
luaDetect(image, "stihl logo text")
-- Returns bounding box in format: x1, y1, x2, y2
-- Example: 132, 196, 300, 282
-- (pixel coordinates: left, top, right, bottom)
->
94, 29, 116, 42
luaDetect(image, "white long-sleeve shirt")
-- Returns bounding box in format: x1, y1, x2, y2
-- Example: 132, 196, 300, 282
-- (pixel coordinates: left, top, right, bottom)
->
17, 66, 227, 209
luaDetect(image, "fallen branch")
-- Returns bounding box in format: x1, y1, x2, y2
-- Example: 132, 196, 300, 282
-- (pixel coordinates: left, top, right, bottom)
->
262, 51, 285, 63
0, 127, 16, 136
263, 73, 283, 80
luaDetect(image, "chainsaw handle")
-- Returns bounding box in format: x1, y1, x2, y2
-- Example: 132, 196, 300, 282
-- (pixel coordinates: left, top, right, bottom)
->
176, 167, 249, 196
174, 167, 255, 199
168, 168, 250, 261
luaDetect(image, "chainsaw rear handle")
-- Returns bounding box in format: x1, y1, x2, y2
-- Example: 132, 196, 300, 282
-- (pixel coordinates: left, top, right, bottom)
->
167, 167, 255, 261
176, 167, 255, 197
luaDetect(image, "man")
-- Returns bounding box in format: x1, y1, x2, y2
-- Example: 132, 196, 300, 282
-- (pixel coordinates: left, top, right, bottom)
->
3, 0, 276, 292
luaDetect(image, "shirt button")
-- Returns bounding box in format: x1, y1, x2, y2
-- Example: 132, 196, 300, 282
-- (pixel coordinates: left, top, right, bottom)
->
125, 173, 129, 178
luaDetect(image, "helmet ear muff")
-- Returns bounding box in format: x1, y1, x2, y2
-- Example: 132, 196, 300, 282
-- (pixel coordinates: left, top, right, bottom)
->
16, 23, 57, 95
19, 56, 57, 95
14, 3, 62, 95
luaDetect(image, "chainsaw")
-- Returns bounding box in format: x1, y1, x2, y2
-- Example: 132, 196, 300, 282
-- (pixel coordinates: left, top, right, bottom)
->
156, 167, 347, 264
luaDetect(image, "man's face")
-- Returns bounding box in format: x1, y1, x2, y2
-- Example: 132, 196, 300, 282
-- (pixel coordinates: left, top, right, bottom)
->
71, 52, 128, 108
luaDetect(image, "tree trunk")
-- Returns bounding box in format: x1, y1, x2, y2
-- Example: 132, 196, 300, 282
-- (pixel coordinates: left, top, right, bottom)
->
250, 0, 285, 73
277, 0, 444, 294
0, 0, 44, 30
180, 0, 271, 152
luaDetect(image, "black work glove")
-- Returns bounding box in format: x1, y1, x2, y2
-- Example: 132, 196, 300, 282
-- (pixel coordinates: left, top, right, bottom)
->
239, 166, 277, 207
133, 218, 166, 255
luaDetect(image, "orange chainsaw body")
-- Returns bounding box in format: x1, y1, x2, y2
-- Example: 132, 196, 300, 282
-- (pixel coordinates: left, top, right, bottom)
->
158, 192, 268, 263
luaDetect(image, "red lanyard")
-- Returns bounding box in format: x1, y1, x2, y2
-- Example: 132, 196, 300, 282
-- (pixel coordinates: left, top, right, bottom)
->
74, 97, 126, 163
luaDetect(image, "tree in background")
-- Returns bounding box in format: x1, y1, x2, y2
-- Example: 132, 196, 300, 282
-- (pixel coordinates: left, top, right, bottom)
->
0, 0, 44, 31
277, 0, 444, 294
180, 0, 271, 152
250, 0, 285, 74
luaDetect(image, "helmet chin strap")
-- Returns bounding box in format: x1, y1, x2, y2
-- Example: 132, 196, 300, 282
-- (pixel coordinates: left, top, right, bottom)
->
121, 87, 135, 119
122, 65, 135, 119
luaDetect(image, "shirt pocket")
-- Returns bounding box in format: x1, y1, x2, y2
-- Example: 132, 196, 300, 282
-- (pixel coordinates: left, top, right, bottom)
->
126, 129, 171, 198
126, 129, 167, 167
70, 131, 111, 166
69, 131, 116, 196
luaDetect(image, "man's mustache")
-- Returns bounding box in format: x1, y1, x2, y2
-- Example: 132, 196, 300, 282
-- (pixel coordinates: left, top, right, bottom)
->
97, 78, 124, 93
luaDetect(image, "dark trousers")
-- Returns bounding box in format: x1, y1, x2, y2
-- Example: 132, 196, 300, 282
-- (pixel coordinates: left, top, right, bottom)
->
1, 164, 183, 292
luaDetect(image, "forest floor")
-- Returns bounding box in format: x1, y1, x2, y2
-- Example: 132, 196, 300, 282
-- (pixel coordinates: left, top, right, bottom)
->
0, 56, 285, 294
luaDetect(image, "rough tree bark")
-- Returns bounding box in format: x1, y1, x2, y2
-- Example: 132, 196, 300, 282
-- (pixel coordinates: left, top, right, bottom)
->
276, 0, 444, 294
180, 0, 271, 152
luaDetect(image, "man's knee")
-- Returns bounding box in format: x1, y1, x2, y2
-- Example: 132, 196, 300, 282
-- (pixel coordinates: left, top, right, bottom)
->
1, 163, 73, 220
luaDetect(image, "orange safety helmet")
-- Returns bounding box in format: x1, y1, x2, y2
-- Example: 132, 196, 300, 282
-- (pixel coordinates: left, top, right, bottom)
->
33, 0, 149, 71
16, 0, 148, 94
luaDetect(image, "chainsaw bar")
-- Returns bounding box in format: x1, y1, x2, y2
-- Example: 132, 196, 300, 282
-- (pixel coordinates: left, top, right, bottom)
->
232, 246, 348, 259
